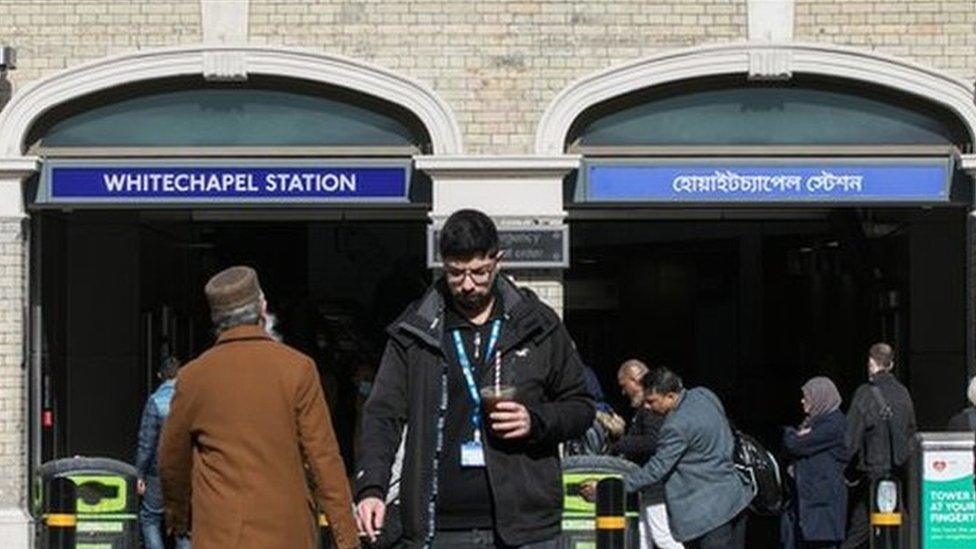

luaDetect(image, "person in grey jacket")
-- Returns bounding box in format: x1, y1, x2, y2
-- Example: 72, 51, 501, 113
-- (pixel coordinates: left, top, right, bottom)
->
586, 367, 752, 548
613, 359, 681, 549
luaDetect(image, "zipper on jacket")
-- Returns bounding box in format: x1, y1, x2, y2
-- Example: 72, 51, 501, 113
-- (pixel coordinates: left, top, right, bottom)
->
423, 361, 449, 547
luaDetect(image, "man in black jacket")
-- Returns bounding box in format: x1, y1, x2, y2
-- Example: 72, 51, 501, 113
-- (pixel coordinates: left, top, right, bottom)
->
614, 360, 683, 549
843, 342, 917, 549
355, 209, 595, 548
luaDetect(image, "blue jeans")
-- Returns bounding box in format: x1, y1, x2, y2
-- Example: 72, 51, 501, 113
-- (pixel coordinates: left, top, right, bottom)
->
140, 476, 191, 549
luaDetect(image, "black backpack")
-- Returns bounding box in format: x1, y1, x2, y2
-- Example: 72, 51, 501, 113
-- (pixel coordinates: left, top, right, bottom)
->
868, 385, 913, 471
731, 428, 788, 515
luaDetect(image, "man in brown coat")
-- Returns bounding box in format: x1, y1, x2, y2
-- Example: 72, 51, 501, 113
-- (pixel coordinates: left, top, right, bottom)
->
159, 266, 359, 549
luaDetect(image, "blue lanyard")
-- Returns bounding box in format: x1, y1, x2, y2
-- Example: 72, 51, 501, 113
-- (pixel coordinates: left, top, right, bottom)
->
451, 319, 502, 440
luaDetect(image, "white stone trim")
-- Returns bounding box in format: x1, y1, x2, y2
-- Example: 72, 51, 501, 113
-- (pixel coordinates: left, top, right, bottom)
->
747, 0, 794, 42
201, 0, 249, 45
418, 155, 578, 220
0, 45, 463, 159
0, 157, 40, 176
0, 507, 31, 549
536, 42, 976, 155
961, 154, 976, 173
415, 155, 580, 178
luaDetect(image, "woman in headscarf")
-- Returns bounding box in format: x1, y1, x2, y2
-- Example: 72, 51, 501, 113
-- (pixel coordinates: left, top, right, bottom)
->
781, 376, 848, 549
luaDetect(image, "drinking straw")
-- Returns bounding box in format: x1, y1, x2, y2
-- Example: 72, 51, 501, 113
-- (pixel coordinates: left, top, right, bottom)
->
494, 351, 501, 395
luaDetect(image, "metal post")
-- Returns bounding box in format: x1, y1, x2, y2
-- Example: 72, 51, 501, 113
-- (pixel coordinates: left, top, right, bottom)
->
870, 476, 902, 549
596, 477, 625, 549
44, 476, 76, 549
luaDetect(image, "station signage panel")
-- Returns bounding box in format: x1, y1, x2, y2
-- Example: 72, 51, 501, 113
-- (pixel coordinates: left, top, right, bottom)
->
428, 225, 569, 269
37, 159, 411, 206
581, 157, 954, 204
921, 448, 976, 548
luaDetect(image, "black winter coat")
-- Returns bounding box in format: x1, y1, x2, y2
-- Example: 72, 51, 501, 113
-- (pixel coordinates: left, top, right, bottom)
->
612, 408, 666, 505
355, 276, 595, 547
782, 409, 849, 545
845, 372, 917, 478
947, 406, 976, 431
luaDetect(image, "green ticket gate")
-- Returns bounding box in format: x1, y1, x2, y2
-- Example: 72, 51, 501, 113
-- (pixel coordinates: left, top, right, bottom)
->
36, 457, 139, 549
562, 455, 641, 549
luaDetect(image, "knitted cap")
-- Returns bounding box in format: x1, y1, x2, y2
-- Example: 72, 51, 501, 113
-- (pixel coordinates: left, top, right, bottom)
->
205, 266, 262, 319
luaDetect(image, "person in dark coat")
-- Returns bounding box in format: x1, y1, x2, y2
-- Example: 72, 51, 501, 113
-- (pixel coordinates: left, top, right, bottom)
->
584, 367, 752, 548
843, 343, 916, 549
781, 376, 848, 549
946, 375, 976, 431
354, 209, 595, 547
613, 359, 682, 549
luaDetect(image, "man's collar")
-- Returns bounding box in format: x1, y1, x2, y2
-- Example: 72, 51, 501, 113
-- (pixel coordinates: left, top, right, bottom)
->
869, 370, 893, 383
216, 323, 271, 345
673, 389, 687, 410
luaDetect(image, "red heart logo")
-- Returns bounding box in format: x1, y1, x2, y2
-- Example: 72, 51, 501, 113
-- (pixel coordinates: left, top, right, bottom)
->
933, 460, 947, 472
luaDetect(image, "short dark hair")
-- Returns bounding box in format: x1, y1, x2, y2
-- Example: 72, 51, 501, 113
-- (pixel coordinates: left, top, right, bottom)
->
159, 355, 182, 380
869, 342, 894, 370
641, 366, 684, 395
439, 209, 499, 260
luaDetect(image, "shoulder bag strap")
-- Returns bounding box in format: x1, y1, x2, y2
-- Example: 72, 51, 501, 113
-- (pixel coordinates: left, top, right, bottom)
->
869, 384, 896, 471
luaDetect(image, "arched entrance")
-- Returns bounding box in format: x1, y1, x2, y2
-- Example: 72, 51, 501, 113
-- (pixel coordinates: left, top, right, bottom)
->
538, 45, 975, 544
0, 46, 461, 500
539, 43, 976, 547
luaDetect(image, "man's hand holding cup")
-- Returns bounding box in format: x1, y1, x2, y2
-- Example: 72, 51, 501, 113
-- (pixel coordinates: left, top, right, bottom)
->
481, 385, 530, 439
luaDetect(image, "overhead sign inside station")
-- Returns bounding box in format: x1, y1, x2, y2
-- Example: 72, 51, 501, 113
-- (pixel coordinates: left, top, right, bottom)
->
580, 157, 954, 204
36, 159, 411, 206
428, 225, 569, 269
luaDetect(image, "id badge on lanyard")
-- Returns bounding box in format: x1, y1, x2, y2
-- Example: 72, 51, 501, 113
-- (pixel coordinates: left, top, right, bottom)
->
461, 438, 486, 467
452, 319, 501, 468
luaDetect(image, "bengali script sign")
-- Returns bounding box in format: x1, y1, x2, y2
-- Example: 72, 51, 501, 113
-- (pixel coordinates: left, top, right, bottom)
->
584, 160, 951, 203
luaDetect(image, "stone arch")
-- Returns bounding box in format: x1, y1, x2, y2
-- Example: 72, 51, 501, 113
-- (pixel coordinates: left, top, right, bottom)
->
536, 42, 976, 155
0, 45, 463, 157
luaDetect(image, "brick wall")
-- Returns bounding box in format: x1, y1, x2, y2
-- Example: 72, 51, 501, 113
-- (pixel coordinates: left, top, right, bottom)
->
0, 0, 973, 519
247, 0, 748, 154
795, 0, 976, 80
0, 220, 24, 509
509, 271, 565, 318
0, 0, 202, 85
3, 1, 972, 154
1, 0, 749, 155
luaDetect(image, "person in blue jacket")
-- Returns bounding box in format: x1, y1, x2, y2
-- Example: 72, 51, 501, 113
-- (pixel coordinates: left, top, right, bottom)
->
135, 355, 190, 549
781, 376, 848, 549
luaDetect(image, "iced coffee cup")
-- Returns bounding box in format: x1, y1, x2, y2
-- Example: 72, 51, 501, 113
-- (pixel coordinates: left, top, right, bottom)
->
479, 384, 517, 416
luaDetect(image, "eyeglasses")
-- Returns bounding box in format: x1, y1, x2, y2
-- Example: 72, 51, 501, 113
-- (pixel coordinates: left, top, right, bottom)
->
444, 261, 496, 285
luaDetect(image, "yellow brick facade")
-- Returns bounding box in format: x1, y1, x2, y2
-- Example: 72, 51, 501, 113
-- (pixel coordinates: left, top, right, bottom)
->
0, 1, 974, 546
2, 1, 973, 154
795, 0, 976, 76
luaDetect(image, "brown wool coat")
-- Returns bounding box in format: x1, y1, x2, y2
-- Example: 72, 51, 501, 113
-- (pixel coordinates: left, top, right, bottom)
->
159, 324, 359, 549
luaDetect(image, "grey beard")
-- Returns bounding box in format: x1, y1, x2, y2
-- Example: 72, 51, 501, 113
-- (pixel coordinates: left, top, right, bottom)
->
263, 312, 282, 342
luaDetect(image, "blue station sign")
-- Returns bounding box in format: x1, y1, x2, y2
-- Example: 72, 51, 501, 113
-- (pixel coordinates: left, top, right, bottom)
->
581, 158, 955, 204
38, 160, 412, 206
